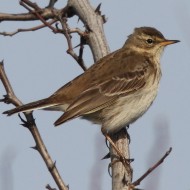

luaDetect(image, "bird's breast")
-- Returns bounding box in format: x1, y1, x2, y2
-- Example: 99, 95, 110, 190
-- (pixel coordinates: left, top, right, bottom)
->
101, 84, 159, 134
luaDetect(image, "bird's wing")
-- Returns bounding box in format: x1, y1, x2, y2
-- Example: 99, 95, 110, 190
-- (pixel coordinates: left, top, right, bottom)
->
54, 67, 148, 126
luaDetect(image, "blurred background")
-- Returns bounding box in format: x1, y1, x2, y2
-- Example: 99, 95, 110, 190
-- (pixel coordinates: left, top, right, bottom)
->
0, 1, 189, 190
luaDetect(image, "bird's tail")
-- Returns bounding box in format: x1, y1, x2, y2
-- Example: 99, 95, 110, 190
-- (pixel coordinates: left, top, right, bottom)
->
3, 98, 57, 116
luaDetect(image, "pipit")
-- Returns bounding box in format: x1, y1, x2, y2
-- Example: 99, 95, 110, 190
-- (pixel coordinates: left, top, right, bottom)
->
3, 27, 179, 161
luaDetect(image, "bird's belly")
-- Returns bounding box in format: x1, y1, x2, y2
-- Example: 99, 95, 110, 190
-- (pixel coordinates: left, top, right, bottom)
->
102, 89, 158, 134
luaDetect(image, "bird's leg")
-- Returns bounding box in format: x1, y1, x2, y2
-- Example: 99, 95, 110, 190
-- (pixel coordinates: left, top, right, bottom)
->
104, 134, 126, 159
103, 132, 133, 173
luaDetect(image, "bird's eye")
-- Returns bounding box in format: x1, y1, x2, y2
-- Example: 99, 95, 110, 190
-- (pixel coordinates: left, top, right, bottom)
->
146, 39, 153, 44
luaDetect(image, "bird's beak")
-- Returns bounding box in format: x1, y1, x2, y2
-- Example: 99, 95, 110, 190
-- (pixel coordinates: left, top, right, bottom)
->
159, 39, 180, 46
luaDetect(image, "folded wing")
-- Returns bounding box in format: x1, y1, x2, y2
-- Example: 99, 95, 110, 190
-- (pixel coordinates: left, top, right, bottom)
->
54, 68, 147, 126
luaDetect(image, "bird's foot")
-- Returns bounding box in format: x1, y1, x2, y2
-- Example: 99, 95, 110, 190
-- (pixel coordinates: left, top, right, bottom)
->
108, 157, 133, 175
103, 133, 134, 173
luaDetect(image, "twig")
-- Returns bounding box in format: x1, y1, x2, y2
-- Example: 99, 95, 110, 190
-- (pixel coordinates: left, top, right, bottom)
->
69, 28, 85, 36
28, 1, 88, 71
19, 0, 34, 12
20, 0, 59, 33
20, 0, 41, 11
132, 147, 172, 187
0, 19, 57, 37
0, 0, 87, 71
21, 0, 88, 73
0, 61, 68, 190
0, 61, 22, 106
58, 15, 87, 71
78, 36, 85, 68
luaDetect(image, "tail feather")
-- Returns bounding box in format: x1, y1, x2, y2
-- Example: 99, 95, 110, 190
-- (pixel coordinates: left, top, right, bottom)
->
3, 98, 56, 116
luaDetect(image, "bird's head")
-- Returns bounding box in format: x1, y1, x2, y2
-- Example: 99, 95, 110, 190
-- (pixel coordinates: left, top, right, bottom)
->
125, 27, 180, 58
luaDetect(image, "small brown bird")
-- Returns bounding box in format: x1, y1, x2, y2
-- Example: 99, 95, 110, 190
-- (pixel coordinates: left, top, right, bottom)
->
4, 27, 179, 152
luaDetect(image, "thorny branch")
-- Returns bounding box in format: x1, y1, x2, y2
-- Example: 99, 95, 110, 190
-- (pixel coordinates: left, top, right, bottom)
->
0, 61, 68, 190
0, 0, 87, 71
22, 0, 87, 70
57, 14, 87, 71
132, 147, 172, 187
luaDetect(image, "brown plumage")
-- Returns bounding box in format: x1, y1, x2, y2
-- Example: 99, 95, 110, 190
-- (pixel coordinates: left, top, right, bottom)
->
3, 27, 179, 134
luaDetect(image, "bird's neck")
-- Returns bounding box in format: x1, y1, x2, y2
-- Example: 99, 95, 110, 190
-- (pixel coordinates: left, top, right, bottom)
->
125, 45, 163, 81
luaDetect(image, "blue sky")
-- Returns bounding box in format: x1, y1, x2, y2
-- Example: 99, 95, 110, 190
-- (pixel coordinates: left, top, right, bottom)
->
0, 1, 190, 190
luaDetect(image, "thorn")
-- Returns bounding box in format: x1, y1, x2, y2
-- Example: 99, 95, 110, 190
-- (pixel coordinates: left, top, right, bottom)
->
95, 3, 102, 14
102, 15, 107, 23
20, 123, 28, 128
46, 184, 57, 190
94, 3, 107, 24
73, 43, 81, 49
102, 152, 110, 159
101, 152, 110, 160
129, 158, 134, 163
1, 95, 11, 104
49, 161, 56, 171
30, 145, 38, 150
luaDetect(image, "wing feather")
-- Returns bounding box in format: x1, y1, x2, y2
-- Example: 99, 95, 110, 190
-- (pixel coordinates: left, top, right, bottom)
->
54, 68, 147, 126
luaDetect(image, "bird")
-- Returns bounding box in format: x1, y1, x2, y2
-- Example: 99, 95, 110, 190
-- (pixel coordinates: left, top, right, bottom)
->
3, 27, 179, 158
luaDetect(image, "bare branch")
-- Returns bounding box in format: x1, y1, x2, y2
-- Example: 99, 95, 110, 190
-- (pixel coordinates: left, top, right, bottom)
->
132, 147, 172, 187
0, 9, 54, 22
20, 0, 60, 33
69, 27, 85, 36
0, 0, 88, 71
0, 61, 22, 106
57, 14, 87, 71
67, 0, 110, 61
0, 19, 56, 36
0, 61, 68, 190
